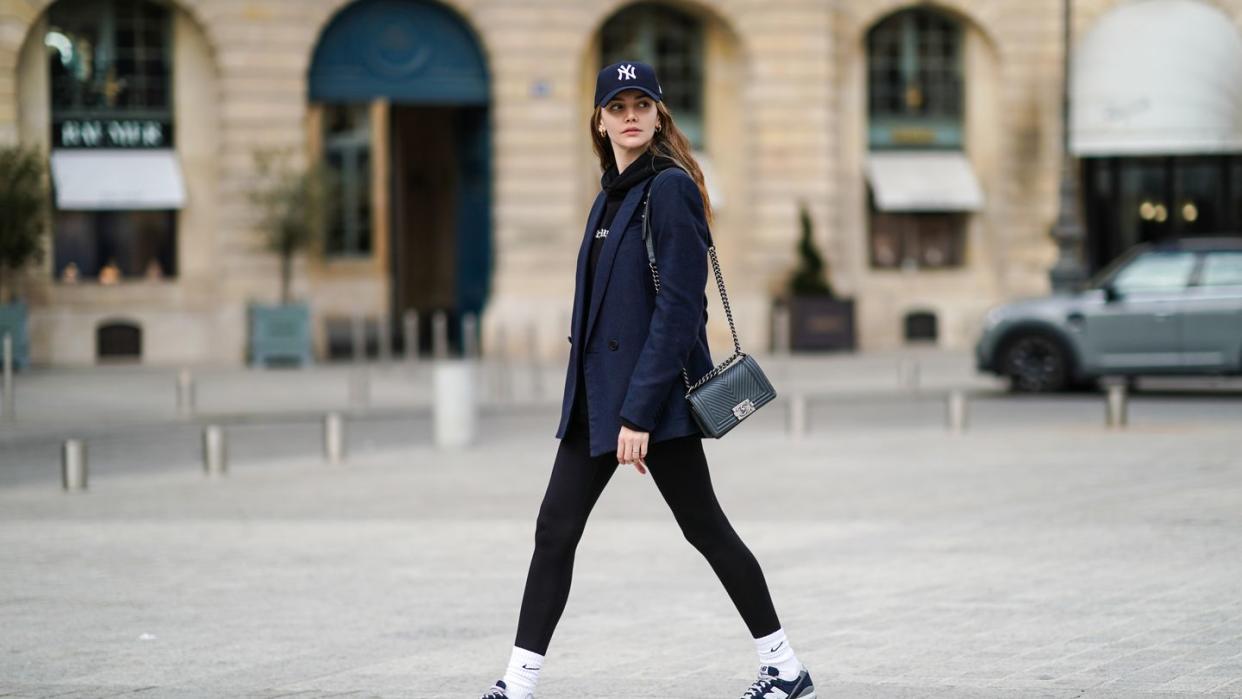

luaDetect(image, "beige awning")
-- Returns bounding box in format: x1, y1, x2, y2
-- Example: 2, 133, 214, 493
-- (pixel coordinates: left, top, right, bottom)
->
50, 149, 187, 210
865, 151, 984, 212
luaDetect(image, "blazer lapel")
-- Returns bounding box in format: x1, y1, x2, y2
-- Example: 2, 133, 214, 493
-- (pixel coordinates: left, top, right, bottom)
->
571, 192, 606, 339
583, 184, 646, 345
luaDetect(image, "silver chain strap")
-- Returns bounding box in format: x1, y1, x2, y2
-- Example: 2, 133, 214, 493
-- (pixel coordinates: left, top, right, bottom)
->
647, 229, 745, 395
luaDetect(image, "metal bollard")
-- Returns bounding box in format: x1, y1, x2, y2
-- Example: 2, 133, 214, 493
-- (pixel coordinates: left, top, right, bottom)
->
527, 321, 542, 401
772, 304, 792, 356
377, 316, 392, 364
62, 439, 87, 491
947, 389, 968, 433
776, 305, 793, 383
1106, 383, 1128, 428
351, 312, 367, 363
176, 368, 195, 418
403, 309, 420, 362
898, 358, 921, 392
2, 333, 13, 421
203, 425, 227, 476
432, 311, 449, 359
787, 393, 807, 440
459, 315, 471, 360
348, 367, 370, 407
494, 323, 511, 402
324, 412, 345, 464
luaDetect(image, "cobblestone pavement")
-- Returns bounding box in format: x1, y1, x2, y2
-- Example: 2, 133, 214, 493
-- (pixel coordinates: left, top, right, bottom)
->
2, 412, 1241, 698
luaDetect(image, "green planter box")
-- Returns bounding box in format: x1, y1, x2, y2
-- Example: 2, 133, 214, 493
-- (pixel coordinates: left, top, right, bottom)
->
248, 302, 313, 367
0, 301, 30, 370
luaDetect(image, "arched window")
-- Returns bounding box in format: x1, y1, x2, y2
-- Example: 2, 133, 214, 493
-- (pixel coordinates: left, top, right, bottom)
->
600, 2, 705, 149
48, 0, 173, 120
46, 0, 180, 282
867, 8, 963, 149
865, 8, 977, 270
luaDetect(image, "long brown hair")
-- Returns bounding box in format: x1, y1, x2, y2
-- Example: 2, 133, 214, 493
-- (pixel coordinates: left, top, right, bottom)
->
590, 100, 714, 224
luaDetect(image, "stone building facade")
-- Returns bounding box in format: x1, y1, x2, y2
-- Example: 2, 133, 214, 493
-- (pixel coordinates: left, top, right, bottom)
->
1, 0, 1240, 365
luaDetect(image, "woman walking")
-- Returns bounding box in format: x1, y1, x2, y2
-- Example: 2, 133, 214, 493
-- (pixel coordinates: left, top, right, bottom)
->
479, 61, 815, 699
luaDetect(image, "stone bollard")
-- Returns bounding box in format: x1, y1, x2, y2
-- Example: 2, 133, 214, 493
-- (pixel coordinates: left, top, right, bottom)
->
1106, 382, 1128, 428
62, 439, 87, 491
946, 389, 968, 434
324, 412, 345, 464
203, 425, 227, 476
433, 358, 478, 448
176, 368, 195, 418
787, 393, 807, 440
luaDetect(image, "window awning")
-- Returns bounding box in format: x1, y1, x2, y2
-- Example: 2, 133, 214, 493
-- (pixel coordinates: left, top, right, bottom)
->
865, 151, 984, 212
50, 149, 187, 210
1071, 0, 1242, 156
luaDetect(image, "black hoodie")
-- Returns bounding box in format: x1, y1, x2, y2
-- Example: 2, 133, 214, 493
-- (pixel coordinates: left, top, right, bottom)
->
572, 150, 680, 432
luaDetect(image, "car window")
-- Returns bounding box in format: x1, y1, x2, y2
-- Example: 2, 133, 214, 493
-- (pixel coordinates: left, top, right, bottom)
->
1200, 252, 1242, 287
1112, 251, 1197, 293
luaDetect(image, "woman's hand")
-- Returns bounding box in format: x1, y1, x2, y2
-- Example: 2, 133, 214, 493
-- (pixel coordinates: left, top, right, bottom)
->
617, 425, 649, 474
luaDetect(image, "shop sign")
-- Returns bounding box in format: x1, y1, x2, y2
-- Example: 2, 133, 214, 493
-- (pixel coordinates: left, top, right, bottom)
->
54, 119, 173, 149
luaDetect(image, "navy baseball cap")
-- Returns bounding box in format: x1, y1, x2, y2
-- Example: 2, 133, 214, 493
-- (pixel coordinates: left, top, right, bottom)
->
594, 60, 663, 107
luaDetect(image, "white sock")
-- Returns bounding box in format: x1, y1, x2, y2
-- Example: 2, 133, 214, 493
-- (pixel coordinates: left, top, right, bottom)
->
754, 628, 801, 681
500, 645, 542, 698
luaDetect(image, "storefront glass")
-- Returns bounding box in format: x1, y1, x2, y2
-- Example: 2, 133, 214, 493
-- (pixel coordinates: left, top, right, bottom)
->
1083, 155, 1242, 273
46, 0, 177, 282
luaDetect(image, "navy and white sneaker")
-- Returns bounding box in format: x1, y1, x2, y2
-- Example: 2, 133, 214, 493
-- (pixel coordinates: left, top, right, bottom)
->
479, 679, 533, 699
480, 679, 509, 699
740, 664, 816, 698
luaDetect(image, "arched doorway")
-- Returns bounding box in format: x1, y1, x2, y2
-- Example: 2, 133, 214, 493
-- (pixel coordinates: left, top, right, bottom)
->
309, 0, 491, 357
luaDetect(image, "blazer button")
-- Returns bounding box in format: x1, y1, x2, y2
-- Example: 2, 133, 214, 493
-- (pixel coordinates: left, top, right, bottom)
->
567, 335, 572, 344
607, 339, 619, 351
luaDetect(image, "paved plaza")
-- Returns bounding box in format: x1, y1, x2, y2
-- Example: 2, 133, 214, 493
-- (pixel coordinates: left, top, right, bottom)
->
2, 353, 1241, 697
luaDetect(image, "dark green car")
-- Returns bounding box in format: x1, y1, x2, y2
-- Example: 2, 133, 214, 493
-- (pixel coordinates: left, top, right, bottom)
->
976, 238, 1242, 392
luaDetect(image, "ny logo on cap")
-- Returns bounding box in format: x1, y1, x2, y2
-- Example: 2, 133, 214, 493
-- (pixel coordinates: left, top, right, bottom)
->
617, 64, 637, 80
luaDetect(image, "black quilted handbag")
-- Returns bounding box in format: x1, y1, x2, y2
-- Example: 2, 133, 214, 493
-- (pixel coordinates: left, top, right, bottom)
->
641, 174, 777, 438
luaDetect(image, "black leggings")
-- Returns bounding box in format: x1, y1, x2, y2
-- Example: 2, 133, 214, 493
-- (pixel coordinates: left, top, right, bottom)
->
513, 420, 781, 655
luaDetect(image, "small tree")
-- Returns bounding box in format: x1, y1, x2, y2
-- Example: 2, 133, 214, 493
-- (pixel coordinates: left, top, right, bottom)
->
248, 148, 335, 305
788, 201, 834, 297
0, 145, 49, 304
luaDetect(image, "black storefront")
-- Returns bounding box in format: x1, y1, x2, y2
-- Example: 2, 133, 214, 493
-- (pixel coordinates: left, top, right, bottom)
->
1082, 155, 1242, 274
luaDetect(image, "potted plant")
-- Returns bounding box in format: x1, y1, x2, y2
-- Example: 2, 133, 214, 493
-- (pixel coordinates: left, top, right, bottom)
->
246, 148, 334, 367
0, 145, 50, 370
776, 201, 855, 352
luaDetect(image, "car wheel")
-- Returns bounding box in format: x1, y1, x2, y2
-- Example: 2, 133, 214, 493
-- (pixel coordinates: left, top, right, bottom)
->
1000, 333, 1070, 393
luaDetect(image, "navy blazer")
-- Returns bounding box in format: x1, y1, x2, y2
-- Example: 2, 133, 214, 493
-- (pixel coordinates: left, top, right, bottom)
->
555, 167, 715, 458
